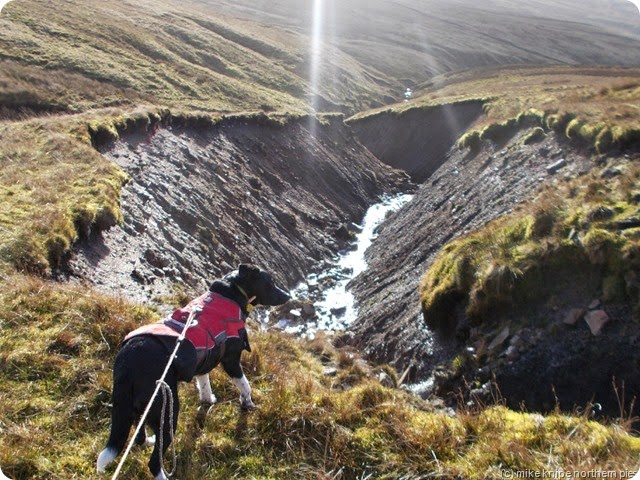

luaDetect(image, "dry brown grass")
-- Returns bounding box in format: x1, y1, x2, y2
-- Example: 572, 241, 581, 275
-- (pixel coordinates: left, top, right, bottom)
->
0, 274, 638, 479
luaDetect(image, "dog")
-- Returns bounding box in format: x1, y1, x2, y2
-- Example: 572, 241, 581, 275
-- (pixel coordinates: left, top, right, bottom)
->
97, 264, 290, 479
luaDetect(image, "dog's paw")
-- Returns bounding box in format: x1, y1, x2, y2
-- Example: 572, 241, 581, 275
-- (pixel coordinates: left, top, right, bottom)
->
96, 447, 118, 474
199, 393, 217, 405
144, 435, 156, 447
240, 397, 256, 411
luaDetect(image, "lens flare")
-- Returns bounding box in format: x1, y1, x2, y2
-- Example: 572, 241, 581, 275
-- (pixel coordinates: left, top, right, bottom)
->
0, 0, 13, 14
625, 0, 640, 14
309, 0, 324, 114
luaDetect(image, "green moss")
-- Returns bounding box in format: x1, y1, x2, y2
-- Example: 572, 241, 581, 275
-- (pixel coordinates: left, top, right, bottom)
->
545, 112, 574, 132
516, 108, 545, 127
480, 118, 518, 143
595, 126, 613, 153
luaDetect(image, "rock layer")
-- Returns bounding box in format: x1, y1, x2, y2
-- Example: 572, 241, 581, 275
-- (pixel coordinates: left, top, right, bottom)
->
70, 115, 410, 308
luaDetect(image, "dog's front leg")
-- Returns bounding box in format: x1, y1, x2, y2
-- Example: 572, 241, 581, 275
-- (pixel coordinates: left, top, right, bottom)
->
195, 374, 217, 405
231, 375, 255, 410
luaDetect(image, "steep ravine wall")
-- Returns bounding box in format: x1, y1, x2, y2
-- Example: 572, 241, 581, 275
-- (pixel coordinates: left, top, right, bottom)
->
348, 102, 640, 416
348, 125, 598, 380
70, 116, 410, 308
347, 101, 484, 182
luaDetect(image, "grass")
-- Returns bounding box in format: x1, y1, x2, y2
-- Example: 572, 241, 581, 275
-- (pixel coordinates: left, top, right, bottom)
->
0, 115, 128, 274
0, 274, 638, 479
420, 156, 640, 331
0, 0, 401, 118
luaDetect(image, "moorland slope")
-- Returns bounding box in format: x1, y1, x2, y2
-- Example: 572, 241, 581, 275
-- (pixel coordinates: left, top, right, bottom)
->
2, 1, 640, 478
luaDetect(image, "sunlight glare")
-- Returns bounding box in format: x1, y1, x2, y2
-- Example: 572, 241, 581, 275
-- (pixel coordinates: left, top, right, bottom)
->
0, 0, 14, 14
625, 0, 640, 14
310, 0, 324, 115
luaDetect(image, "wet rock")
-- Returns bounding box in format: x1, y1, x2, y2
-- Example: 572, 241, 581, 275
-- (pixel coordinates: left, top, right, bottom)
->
584, 310, 609, 336
564, 308, 586, 326
301, 303, 316, 317
545, 158, 567, 174
348, 222, 363, 233
334, 224, 354, 241
488, 326, 510, 351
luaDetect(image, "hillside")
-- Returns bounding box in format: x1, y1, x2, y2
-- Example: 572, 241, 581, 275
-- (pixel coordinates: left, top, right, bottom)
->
2, 0, 640, 479
1, 0, 640, 119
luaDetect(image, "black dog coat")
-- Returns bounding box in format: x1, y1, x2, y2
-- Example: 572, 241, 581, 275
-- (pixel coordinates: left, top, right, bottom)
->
124, 291, 251, 377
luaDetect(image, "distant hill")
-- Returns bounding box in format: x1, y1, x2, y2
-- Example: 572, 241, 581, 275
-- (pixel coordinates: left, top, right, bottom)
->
1, 0, 639, 117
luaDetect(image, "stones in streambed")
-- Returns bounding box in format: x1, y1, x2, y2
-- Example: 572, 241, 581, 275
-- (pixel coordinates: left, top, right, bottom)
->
562, 299, 610, 336
584, 310, 610, 336
563, 308, 586, 326
545, 158, 567, 174
269, 299, 319, 324
334, 222, 362, 248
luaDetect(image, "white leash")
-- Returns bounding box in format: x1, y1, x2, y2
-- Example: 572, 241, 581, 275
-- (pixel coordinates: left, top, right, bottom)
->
110, 308, 200, 480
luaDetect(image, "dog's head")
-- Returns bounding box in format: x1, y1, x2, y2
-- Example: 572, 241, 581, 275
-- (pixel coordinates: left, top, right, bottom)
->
224, 264, 291, 307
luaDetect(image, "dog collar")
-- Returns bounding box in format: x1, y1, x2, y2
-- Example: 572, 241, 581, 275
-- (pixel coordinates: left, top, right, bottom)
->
233, 283, 255, 314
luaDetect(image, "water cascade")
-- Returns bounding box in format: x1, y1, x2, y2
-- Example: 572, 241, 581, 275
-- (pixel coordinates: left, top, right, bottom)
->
274, 194, 412, 337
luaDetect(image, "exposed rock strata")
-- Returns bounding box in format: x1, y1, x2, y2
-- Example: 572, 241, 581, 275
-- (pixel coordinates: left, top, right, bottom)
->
70, 116, 410, 308
349, 115, 640, 417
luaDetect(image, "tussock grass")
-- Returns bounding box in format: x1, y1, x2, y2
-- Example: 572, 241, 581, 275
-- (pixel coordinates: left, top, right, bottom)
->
0, 274, 638, 479
0, 116, 127, 274
420, 159, 640, 329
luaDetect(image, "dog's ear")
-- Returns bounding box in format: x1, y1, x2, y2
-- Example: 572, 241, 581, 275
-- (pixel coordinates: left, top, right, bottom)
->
238, 264, 259, 278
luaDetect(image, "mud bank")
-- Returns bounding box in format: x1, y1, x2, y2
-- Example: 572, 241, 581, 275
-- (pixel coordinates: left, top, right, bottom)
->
71, 115, 410, 307
347, 101, 484, 182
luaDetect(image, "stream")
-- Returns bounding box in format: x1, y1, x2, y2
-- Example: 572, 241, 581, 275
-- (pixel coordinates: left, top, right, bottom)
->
270, 193, 413, 338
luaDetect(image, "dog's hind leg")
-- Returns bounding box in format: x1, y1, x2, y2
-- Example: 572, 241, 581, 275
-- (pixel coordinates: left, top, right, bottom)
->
195, 374, 217, 405
231, 375, 255, 410
97, 401, 133, 473
97, 364, 135, 474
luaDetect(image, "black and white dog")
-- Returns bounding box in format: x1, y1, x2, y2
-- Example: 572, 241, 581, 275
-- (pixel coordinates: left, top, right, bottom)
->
97, 264, 290, 479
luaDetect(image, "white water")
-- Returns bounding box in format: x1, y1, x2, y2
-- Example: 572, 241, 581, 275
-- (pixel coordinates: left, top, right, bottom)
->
281, 193, 412, 337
